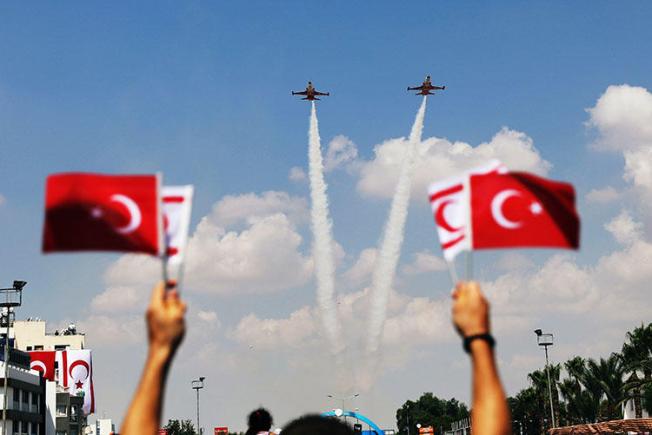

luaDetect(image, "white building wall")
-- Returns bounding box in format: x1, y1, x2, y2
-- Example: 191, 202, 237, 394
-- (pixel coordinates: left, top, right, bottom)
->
45, 380, 57, 435
96, 418, 114, 435
13, 320, 85, 351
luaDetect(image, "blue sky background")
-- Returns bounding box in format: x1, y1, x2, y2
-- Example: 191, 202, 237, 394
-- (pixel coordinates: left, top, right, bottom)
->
1, 1, 652, 431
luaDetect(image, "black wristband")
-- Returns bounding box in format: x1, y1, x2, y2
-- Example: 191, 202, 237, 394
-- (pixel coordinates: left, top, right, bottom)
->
463, 333, 495, 353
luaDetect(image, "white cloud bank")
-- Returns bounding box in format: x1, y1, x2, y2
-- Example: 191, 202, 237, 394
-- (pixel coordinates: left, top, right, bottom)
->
356, 127, 551, 200
588, 84, 652, 201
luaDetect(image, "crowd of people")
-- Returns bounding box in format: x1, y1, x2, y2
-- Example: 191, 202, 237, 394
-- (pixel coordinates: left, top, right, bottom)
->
119, 280, 512, 435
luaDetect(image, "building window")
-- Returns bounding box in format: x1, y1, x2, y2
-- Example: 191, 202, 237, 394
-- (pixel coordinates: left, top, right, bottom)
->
34, 345, 43, 350
56, 404, 67, 416
54, 345, 67, 351
26, 346, 32, 351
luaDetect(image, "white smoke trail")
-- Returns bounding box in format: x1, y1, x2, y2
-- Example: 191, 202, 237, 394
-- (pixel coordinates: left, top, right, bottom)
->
308, 102, 344, 355
365, 96, 427, 355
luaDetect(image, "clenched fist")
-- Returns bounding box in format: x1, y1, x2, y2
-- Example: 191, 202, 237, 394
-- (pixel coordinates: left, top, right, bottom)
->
451, 281, 490, 338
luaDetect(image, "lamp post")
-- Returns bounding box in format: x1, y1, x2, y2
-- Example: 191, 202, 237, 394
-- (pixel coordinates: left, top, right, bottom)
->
1, 280, 25, 435
534, 329, 556, 428
327, 393, 359, 412
191, 377, 205, 435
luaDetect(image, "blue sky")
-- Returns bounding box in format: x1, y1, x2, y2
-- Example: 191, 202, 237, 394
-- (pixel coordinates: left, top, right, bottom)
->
1, 1, 652, 431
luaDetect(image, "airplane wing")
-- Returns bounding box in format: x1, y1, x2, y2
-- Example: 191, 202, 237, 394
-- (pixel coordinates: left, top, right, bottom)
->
292, 91, 308, 96
434, 86, 445, 90
314, 91, 329, 96
407, 86, 422, 91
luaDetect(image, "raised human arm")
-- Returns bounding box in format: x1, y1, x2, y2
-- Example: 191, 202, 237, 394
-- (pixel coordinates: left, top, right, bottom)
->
452, 281, 511, 435
120, 281, 186, 435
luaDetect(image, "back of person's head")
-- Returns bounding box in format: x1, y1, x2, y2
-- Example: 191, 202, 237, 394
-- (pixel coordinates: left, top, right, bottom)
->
246, 407, 273, 435
281, 415, 354, 435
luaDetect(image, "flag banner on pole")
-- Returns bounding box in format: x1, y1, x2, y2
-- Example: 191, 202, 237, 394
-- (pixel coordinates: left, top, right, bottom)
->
162, 185, 194, 266
42, 172, 163, 255
30, 349, 95, 414
428, 163, 579, 260
428, 160, 507, 261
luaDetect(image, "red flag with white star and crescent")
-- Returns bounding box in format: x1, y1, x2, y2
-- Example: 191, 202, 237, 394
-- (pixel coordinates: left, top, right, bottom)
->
42, 173, 163, 255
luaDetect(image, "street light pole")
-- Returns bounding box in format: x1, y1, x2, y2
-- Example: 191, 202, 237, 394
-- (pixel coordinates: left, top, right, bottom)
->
1, 280, 25, 435
191, 377, 205, 435
535, 329, 556, 428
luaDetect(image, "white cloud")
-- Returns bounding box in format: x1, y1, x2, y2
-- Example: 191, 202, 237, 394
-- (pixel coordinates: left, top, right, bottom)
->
605, 210, 643, 245
587, 85, 652, 199
197, 310, 219, 325
401, 250, 448, 276
210, 191, 308, 227
381, 297, 452, 346
77, 314, 144, 347
90, 286, 146, 313
356, 127, 551, 200
586, 186, 619, 204
324, 135, 358, 172
185, 213, 313, 295
587, 84, 652, 152
230, 306, 316, 349
288, 166, 307, 182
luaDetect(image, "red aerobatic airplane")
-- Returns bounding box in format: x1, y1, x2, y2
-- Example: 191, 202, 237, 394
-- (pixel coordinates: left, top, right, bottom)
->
407, 75, 445, 95
292, 81, 330, 101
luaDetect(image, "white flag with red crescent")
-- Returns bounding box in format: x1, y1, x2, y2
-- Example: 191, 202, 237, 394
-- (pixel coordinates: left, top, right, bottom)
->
56, 349, 95, 414
162, 185, 194, 267
428, 160, 506, 261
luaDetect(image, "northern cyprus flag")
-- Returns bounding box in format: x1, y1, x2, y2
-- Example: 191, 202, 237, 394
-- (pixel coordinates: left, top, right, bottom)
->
162, 185, 194, 267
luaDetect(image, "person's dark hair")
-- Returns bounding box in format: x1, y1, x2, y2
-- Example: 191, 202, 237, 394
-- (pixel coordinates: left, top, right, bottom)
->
246, 408, 273, 435
282, 415, 354, 435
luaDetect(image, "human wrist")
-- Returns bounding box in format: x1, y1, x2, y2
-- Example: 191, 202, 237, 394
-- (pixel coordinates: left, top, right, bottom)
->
148, 343, 175, 363
463, 333, 495, 354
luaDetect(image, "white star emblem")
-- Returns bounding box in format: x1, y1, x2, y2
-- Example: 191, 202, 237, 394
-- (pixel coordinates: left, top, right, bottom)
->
530, 202, 543, 215
91, 207, 103, 219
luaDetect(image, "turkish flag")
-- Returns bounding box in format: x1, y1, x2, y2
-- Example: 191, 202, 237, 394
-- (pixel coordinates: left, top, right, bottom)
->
471, 172, 579, 250
43, 173, 163, 255
29, 351, 56, 381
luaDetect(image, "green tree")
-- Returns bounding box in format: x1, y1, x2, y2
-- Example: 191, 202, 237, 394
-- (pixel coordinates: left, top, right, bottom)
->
163, 419, 197, 435
395, 393, 468, 435
585, 354, 626, 421
558, 356, 601, 424
621, 323, 652, 418
508, 387, 545, 435
527, 364, 561, 430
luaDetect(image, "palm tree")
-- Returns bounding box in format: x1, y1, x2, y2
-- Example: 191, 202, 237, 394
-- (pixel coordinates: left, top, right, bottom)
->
528, 365, 561, 430
558, 356, 601, 424
621, 323, 652, 418
585, 354, 626, 421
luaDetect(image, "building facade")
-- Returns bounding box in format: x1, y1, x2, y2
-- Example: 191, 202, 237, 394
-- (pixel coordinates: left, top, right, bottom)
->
7, 320, 88, 435
0, 347, 45, 435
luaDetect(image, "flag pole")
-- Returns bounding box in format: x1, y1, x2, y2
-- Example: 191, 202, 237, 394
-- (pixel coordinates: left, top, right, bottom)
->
465, 251, 473, 281
446, 260, 459, 286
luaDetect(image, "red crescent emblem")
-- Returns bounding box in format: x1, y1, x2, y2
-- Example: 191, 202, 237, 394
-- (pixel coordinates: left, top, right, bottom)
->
435, 200, 462, 232
69, 359, 90, 381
